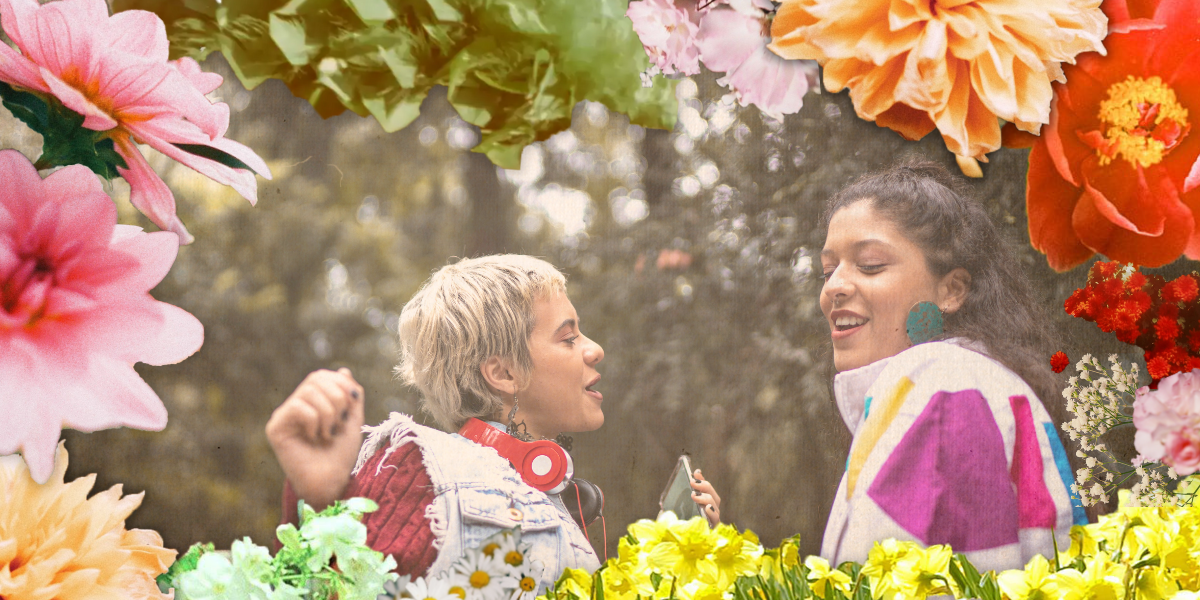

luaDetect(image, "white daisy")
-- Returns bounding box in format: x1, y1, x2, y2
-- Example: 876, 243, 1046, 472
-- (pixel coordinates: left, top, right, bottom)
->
507, 559, 545, 600
478, 531, 532, 575
451, 552, 516, 600
404, 576, 460, 600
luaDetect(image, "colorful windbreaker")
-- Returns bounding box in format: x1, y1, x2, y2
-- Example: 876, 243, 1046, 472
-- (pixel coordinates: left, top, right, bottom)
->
820, 340, 1087, 573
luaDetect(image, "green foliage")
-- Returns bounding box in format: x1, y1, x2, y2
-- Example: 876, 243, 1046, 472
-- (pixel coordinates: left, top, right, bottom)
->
112, 0, 677, 168
157, 542, 215, 593
0, 82, 128, 178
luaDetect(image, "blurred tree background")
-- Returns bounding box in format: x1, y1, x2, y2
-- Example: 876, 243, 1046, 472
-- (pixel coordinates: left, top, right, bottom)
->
1, 53, 1176, 559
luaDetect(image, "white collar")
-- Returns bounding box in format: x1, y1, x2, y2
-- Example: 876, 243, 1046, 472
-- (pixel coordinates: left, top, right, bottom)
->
832, 357, 892, 435
830, 338, 989, 434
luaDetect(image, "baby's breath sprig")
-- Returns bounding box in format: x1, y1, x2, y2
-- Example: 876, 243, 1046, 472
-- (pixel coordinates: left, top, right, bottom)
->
1061, 354, 1194, 508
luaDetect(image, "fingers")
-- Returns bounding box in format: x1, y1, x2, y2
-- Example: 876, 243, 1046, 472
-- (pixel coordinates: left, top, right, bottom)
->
690, 469, 721, 506
689, 468, 721, 526
304, 377, 345, 440
272, 369, 365, 445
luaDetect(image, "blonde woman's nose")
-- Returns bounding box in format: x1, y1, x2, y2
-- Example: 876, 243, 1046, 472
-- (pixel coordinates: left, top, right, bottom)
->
585, 337, 604, 364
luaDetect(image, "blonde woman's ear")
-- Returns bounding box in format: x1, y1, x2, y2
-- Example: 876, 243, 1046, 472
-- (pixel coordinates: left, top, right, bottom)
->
479, 356, 519, 396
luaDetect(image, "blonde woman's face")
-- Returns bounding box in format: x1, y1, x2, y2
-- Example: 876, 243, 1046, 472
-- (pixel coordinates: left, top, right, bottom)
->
819, 200, 945, 372
518, 293, 605, 437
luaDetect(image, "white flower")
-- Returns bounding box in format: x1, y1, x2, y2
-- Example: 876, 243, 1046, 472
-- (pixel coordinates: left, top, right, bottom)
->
452, 552, 516, 600
231, 537, 274, 582
406, 576, 461, 600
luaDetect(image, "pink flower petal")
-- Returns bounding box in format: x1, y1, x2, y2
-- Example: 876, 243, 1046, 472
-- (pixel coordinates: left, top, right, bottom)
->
112, 135, 194, 245
697, 7, 763, 72
41, 67, 118, 131
129, 121, 270, 203
0, 41, 49, 92
0, 0, 42, 57
102, 10, 169, 63
30, 1, 102, 80
59, 355, 168, 432
108, 229, 179, 294
172, 57, 222, 95
42, 163, 115, 252
0, 149, 46, 226
133, 303, 203, 366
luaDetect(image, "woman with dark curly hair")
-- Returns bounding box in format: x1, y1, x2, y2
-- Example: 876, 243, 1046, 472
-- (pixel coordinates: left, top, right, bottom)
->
709, 160, 1086, 573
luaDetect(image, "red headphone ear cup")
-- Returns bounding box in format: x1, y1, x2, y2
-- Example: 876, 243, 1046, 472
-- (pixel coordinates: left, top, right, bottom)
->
520, 441, 570, 491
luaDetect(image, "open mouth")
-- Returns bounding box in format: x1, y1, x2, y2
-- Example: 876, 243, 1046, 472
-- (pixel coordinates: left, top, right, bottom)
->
585, 375, 602, 398
834, 317, 868, 331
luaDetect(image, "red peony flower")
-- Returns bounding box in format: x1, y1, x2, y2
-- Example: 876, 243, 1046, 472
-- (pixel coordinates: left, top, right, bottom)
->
1050, 351, 1070, 373
1019, 0, 1200, 271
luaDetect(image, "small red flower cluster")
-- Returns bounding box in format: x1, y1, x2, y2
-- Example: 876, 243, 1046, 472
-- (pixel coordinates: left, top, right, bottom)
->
1065, 261, 1200, 383
1050, 351, 1069, 374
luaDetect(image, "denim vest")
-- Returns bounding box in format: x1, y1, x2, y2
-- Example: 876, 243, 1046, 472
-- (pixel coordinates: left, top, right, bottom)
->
352, 413, 600, 587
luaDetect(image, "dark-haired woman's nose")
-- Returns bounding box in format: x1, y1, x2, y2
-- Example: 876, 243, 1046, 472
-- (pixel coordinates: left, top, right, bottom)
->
823, 266, 853, 301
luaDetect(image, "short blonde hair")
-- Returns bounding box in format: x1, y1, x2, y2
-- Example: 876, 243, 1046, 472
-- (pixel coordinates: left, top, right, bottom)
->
395, 255, 567, 430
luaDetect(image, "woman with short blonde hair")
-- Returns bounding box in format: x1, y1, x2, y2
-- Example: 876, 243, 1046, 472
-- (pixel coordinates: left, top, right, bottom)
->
396, 255, 567, 430
266, 254, 718, 589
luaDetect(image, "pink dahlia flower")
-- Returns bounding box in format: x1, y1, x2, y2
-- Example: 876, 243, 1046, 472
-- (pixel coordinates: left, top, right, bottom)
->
0, 150, 203, 484
627, 0, 702, 79
0, 0, 271, 244
1133, 369, 1200, 466
696, 2, 819, 121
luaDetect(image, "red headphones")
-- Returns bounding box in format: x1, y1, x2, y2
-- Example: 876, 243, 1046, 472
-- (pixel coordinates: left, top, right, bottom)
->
458, 418, 574, 494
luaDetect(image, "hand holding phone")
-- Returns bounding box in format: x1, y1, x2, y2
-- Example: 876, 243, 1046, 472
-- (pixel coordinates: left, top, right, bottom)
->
660, 455, 719, 526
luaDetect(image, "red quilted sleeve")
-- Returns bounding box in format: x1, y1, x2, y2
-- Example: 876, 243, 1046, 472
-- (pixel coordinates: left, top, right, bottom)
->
279, 438, 439, 577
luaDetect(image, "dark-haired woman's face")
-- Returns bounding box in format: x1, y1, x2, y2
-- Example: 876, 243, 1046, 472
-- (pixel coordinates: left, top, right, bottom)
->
819, 200, 964, 372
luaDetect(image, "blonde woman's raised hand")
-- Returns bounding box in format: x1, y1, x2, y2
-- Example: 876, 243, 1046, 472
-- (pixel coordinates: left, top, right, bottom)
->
266, 368, 365, 511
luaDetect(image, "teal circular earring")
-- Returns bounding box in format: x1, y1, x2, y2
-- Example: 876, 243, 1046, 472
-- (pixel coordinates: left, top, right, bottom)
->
906, 301, 944, 345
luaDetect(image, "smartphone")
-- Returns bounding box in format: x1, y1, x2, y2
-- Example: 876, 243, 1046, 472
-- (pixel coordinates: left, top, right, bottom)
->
658, 454, 706, 523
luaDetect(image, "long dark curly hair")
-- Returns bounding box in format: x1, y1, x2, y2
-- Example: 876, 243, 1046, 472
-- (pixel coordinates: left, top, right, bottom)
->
819, 158, 1063, 425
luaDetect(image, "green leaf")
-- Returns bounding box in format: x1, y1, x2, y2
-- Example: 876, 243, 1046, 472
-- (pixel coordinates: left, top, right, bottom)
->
426, 0, 463, 22
363, 95, 422, 132
378, 44, 418, 89
345, 0, 395, 24
172, 143, 255, 172
269, 14, 313, 65
0, 82, 49, 133
650, 573, 663, 590
482, 143, 521, 170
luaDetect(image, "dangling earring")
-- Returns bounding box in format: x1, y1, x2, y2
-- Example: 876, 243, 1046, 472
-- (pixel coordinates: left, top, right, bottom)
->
906, 301, 944, 345
506, 395, 533, 441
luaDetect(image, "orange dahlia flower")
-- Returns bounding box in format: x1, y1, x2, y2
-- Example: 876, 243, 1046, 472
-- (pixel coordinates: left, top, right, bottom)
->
1015, 0, 1200, 270
0, 443, 175, 600
768, 0, 1107, 161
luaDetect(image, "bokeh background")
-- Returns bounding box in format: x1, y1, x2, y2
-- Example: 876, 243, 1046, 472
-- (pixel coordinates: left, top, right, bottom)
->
3, 54, 1188, 559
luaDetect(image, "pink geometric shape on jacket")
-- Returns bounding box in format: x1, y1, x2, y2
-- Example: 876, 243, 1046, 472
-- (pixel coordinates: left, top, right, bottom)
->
1009, 395, 1057, 528
868, 389, 1020, 551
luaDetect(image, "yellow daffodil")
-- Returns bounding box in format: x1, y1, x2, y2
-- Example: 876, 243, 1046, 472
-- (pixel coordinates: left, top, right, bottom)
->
1135, 566, 1179, 600
552, 568, 594, 600
804, 556, 852, 600
997, 555, 1060, 600
599, 558, 656, 600
712, 524, 763, 586
1050, 554, 1126, 600
861, 539, 919, 600
646, 517, 719, 585
890, 544, 953, 599
1069, 525, 1102, 560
